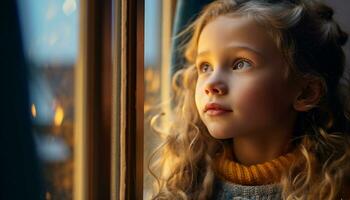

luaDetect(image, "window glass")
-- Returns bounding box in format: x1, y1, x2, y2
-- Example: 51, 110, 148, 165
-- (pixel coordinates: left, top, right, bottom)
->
144, 0, 162, 199
17, 0, 79, 199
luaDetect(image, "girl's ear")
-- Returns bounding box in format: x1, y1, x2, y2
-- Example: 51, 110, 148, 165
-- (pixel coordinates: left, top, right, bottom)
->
293, 77, 325, 112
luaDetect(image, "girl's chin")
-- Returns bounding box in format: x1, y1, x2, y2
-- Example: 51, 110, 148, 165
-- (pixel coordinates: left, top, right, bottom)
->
209, 131, 235, 140
209, 130, 245, 140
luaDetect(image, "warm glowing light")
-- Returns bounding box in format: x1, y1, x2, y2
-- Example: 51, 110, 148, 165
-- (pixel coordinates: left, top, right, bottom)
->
31, 104, 37, 118
54, 106, 64, 126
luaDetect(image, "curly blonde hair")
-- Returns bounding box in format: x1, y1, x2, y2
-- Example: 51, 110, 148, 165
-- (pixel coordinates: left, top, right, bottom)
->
149, 0, 350, 199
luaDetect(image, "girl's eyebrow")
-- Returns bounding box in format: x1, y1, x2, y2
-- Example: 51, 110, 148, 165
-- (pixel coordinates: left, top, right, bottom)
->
196, 44, 264, 59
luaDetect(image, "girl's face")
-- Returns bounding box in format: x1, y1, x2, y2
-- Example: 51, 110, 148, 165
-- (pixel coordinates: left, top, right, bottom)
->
195, 15, 299, 139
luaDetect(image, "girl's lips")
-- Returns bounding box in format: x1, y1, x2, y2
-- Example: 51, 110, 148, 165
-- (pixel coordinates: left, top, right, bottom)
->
204, 103, 232, 116
205, 109, 232, 116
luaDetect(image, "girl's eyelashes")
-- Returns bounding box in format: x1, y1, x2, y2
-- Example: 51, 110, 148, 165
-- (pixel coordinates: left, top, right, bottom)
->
232, 59, 253, 70
197, 62, 213, 73
196, 58, 253, 73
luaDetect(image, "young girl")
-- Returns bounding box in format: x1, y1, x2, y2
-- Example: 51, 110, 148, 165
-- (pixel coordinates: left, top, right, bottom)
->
149, 0, 350, 199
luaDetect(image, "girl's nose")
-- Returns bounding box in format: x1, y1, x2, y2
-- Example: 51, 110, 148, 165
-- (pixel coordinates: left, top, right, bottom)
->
204, 81, 228, 96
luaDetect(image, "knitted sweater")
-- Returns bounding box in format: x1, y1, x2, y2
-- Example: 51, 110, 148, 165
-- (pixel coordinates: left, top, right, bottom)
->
212, 144, 298, 200
213, 179, 282, 200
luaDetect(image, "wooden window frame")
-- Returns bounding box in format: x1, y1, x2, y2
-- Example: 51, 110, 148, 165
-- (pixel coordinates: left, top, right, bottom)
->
85, 0, 113, 199
116, 0, 144, 199
76, 0, 114, 199
77, 0, 144, 199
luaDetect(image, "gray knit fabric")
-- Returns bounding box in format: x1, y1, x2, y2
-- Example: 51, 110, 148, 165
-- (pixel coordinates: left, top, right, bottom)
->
213, 179, 282, 200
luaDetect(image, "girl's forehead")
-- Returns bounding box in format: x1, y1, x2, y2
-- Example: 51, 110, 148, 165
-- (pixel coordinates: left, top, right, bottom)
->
197, 15, 280, 59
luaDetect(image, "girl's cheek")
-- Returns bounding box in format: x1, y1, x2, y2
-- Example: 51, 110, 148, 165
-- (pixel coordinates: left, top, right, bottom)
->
195, 80, 206, 108
233, 77, 287, 119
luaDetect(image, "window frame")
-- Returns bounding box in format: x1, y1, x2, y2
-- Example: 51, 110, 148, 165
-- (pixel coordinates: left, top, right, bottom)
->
76, 0, 114, 199
113, 0, 144, 199
77, 0, 144, 199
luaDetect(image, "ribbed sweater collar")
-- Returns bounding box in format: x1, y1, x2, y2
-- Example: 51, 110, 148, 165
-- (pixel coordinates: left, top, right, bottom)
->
214, 143, 298, 186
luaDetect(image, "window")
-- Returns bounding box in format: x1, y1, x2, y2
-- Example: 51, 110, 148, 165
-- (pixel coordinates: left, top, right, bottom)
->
144, 0, 175, 199
18, 0, 80, 199
17, 0, 115, 199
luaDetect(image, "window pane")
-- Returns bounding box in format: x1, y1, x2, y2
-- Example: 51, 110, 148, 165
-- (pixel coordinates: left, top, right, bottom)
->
17, 0, 80, 199
144, 0, 162, 199
144, 0, 174, 199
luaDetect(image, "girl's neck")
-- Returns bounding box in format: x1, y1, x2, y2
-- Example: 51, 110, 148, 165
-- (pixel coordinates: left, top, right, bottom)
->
232, 131, 293, 166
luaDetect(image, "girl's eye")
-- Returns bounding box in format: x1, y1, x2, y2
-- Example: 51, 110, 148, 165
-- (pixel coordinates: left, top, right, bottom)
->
232, 59, 252, 70
198, 62, 212, 73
